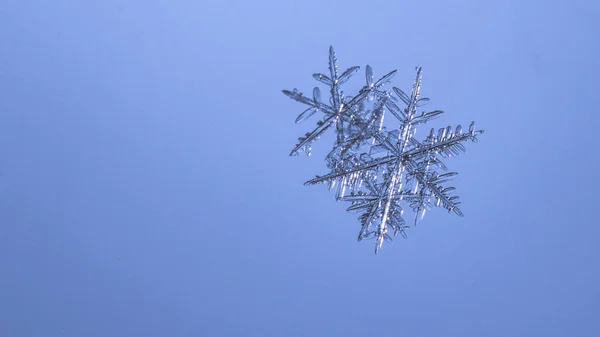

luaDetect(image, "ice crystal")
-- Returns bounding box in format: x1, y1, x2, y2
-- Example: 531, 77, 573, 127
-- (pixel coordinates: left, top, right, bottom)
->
283, 46, 484, 253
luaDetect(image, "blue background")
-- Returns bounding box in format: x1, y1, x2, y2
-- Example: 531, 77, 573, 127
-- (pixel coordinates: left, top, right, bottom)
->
1, 0, 599, 336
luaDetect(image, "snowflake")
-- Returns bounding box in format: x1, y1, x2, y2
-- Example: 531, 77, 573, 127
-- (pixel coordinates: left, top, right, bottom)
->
283, 46, 484, 253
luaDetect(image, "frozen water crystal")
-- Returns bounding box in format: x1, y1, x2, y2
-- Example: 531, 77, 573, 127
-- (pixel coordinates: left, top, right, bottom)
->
283, 46, 484, 254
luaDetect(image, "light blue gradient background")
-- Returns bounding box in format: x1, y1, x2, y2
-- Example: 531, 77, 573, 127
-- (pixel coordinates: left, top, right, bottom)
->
1, 1, 599, 336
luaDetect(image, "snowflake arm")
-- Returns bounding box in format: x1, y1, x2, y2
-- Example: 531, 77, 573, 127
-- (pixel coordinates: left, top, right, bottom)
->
283, 47, 397, 156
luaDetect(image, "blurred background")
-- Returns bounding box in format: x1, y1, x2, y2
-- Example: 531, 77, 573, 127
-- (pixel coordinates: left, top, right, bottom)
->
1, 0, 599, 336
